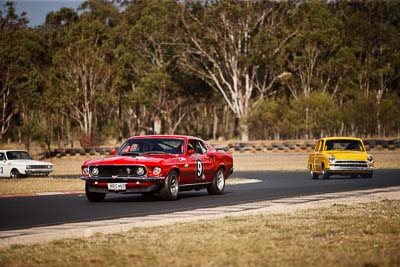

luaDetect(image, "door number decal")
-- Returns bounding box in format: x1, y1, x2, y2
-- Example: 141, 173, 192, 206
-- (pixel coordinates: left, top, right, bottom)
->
196, 158, 204, 179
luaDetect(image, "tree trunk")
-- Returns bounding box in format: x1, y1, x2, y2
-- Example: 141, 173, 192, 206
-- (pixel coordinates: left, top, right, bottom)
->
239, 119, 249, 142
153, 115, 162, 135
213, 106, 218, 140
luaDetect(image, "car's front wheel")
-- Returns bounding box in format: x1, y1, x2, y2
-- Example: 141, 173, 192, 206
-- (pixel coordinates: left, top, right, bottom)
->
310, 167, 319, 179
207, 168, 225, 195
159, 170, 179, 200
10, 169, 21, 179
321, 164, 330, 179
85, 182, 106, 202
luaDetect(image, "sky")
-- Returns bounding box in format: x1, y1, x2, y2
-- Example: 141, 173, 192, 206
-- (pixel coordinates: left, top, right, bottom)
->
1, 0, 84, 27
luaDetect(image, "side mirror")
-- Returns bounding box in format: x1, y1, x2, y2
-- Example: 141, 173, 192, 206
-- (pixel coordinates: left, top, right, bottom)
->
188, 149, 195, 156
111, 149, 117, 156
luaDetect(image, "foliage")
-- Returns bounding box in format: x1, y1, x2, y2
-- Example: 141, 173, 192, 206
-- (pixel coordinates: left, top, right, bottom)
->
0, 0, 399, 149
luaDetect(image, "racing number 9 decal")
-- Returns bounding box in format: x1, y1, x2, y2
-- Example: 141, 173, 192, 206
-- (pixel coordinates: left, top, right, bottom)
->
196, 158, 204, 179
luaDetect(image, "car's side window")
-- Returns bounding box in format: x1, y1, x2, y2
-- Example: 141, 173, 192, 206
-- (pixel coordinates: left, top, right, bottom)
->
196, 141, 208, 154
0, 153, 4, 161
188, 140, 208, 155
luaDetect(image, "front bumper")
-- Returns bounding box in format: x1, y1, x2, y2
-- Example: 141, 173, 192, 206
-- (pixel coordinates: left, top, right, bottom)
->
81, 176, 165, 194
25, 169, 53, 176
327, 166, 373, 172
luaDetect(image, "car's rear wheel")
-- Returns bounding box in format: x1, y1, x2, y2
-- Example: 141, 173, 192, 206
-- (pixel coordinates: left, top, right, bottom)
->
159, 170, 179, 200
207, 168, 225, 195
10, 169, 21, 179
85, 182, 106, 202
321, 164, 329, 179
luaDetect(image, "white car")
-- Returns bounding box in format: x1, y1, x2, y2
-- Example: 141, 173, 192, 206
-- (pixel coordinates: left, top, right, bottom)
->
0, 150, 53, 178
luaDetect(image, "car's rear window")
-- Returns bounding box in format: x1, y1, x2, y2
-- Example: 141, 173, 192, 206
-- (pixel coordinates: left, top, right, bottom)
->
118, 138, 185, 155
325, 140, 364, 151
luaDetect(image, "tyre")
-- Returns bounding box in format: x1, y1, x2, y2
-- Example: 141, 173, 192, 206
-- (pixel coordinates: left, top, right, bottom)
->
321, 164, 329, 179
85, 182, 106, 202
159, 170, 179, 200
10, 169, 21, 178
207, 168, 225, 195
310, 167, 319, 179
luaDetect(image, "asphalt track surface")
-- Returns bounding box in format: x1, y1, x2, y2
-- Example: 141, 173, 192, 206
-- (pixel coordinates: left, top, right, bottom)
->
1, 169, 400, 231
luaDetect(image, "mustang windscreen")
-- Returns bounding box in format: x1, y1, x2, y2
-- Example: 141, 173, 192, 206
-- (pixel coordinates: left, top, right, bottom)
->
118, 138, 185, 155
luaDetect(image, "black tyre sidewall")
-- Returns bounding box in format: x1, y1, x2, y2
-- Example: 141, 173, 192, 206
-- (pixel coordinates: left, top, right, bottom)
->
10, 169, 21, 179
85, 182, 106, 202
160, 170, 179, 200
207, 168, 225, 195
322, 165, 329, 179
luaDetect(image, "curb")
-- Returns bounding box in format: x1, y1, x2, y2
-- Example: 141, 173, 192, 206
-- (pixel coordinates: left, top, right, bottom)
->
0, 191, 84, 198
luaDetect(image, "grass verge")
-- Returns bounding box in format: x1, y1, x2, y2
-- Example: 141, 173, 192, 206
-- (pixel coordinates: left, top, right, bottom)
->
0, 200, 399, 266
0, 178, 84, 195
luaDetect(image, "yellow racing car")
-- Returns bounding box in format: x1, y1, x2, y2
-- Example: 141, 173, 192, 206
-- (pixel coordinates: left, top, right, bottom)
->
308, 137, 374, 179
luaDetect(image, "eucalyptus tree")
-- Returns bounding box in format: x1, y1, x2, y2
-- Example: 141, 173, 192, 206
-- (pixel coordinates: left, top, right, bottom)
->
117, 0, 185, 135
51, 1, 118, 146
0, 2, 48, 151
339, 1, 400, 136
180, 0, 298, 141
283, 1, 347, 138
0, 2, 29, 140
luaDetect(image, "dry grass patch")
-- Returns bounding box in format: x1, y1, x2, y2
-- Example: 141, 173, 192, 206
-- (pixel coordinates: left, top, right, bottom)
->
234, 151, 400, 171
1, 200, 399, 266
44, 151, 400, 175
0, 178, 84, 195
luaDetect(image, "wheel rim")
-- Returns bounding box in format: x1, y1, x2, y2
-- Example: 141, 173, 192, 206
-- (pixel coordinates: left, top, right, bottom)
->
169, 174, 178, 195
310, 170, 314, 178
11, 170, 17, 178
216, 170, 225, 191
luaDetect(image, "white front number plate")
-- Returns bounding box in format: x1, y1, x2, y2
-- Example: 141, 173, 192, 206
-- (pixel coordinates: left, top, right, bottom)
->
108, 183, 126, 191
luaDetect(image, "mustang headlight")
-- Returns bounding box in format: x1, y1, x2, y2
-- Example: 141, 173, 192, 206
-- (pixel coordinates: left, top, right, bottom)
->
26, 165, 32, 169
47, 165, 52, 169
136, 166, 145, 176
367, 155, 374, 163
153, 167, 161, 175
329, 156, 336, 164
91, 167, 99, 176
82, 167, 89, 176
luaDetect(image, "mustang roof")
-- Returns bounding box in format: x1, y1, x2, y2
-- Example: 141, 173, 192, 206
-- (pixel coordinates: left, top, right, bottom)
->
127, 135, 202, 140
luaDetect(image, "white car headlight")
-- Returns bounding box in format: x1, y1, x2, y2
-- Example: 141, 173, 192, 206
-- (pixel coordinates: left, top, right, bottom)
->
136, 166, 145, 176
26, 165, 32, 169
329, 156, 335, 164
82, 167, 89, 175
153, 167, 161, 175
91, 167, 99, 176
47, 165, 52, 169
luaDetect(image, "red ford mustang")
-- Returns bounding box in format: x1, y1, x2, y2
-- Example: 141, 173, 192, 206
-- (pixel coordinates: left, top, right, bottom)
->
80, 135, 233, 201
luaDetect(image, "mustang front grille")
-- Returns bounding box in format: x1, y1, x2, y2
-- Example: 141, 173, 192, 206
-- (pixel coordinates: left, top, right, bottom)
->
332, 160, 368, 168
89, 165, 147, 177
